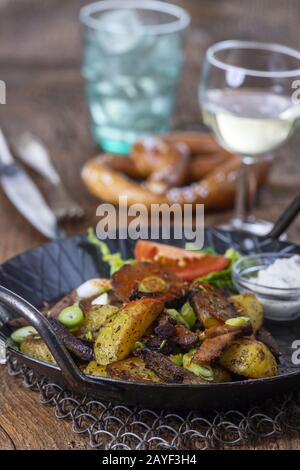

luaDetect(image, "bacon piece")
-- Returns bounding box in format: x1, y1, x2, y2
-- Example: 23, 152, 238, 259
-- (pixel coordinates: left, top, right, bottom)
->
193, 323, 253, 365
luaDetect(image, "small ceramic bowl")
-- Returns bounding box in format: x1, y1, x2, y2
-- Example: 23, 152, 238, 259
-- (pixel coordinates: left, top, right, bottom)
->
232, 253, 300, 322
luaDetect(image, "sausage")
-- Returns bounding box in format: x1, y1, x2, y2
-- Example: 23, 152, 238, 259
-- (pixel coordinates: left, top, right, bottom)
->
135, 348, 207, 384
189, 284, 238, 325
112, 261, 188, 308
48, 318, 94, 362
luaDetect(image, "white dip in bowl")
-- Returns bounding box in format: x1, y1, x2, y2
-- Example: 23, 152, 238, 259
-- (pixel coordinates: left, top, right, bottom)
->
232, 253, 300, 321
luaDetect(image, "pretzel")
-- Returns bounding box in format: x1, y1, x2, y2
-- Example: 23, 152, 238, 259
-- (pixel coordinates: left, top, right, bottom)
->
82, 133, 270, 210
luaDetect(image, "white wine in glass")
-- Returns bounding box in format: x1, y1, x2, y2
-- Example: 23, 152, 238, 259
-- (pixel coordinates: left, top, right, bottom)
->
199, 41, 300, 235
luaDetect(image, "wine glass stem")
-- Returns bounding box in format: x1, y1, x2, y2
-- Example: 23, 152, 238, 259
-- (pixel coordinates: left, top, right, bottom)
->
235, 156, 258, 224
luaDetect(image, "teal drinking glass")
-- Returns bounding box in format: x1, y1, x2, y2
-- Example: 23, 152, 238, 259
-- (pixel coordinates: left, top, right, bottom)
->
80, 0, 190, 155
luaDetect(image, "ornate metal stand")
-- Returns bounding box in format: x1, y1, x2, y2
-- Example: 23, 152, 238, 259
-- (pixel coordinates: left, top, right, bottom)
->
7, 354, 300, 450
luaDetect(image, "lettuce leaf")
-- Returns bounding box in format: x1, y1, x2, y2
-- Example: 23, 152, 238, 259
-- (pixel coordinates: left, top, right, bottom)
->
185, 243, 217, 255
185, 243, 241, 290
87, 228, 135, 275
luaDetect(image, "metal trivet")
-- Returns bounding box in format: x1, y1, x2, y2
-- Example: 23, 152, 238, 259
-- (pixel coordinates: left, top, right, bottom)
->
6, 354, 300, 450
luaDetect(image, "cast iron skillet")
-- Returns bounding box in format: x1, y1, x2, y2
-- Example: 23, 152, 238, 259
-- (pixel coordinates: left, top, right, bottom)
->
0, 197, 299, 410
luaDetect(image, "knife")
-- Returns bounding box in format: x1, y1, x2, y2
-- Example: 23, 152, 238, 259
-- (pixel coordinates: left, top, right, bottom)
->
0, 129, 64, 239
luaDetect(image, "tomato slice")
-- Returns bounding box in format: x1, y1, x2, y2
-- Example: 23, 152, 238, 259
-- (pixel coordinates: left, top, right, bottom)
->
134, 240, 229, 281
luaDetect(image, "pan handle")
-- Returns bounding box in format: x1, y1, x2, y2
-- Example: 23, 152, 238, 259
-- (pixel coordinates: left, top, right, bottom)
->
0, 285, 115, 393
263, 195, 300, 240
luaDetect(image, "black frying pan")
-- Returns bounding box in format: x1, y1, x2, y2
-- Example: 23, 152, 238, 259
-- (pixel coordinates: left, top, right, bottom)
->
0, 196, 299, 410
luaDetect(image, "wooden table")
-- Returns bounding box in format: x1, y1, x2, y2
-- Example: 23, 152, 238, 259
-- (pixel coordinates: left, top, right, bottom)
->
0, 0, 299, 450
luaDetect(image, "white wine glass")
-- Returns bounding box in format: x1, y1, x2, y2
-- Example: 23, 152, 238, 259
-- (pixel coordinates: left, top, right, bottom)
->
199, 40, 300, 235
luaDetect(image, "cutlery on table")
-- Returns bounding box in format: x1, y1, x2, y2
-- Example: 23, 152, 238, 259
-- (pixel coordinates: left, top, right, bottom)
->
0, 129, 64, 239
14, 132, 84, 222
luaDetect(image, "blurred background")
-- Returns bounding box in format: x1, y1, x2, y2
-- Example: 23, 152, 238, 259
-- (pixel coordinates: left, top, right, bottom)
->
0, 0, 299, 254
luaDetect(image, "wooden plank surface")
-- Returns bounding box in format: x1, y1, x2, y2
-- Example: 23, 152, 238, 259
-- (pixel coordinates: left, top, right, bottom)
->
0, 0, 299, 450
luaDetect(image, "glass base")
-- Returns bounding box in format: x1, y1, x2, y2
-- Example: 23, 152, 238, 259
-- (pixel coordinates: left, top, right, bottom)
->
99, 138, 131, 155
218, 218, 274, 237
91, 123, 170, 155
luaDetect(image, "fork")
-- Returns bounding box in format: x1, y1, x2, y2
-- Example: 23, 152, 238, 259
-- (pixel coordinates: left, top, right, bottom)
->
14, 133, 85, 222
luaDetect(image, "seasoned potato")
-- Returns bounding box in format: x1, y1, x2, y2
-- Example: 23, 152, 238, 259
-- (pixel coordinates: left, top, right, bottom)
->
220, 338, 278, 379
107, 357, 162, 383
94, 298, 164, 365
211, 366, 231, 383
229, 293, 263, 332
78, 305, 119, 335
83, 361, 108, 377
20, 337, 56, 364
196, 310, 222, 329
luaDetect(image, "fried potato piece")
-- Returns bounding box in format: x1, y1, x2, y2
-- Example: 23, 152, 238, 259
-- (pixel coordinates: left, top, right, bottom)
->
220, 338, 278, 379
78, 305, 119, 335
94, 298, 164, 365
211, 366, 231, 383
83, 361, 108, 377
107, 357, 162, 383
20, 337, 56, 364
230, 293, 263, 332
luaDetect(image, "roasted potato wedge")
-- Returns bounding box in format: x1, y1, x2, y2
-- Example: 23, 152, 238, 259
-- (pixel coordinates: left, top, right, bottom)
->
211, 366, 231, 383
220, 338, 278, 379
78, 305, 119, 335
107, 357, 162, 383
194, 308, 222, 329
94, 298, 164, 365
83, 360, 108, 377
230, 293, 263, 332
20, 337, 56, 364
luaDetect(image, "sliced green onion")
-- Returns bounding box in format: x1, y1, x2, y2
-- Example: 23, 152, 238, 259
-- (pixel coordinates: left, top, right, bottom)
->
197, 331, 206, 342
11, 326, 37, 345
185, 243, 217, 255
181, 302, 196, 328
85, 331, 93, 341
169, 353, 183, 366
133, 341, 145, 351
225, 316, 250, 328
139, 276, 167, 294
165, 309, 190, 329
183, 351, 214, 381
58, 303, 84, 329
159, 339, 168, 350
188, 363, 214, 380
